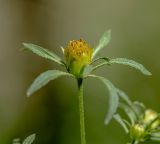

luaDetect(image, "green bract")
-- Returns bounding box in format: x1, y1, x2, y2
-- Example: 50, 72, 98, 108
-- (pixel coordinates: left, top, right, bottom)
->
22, 30, 151, 144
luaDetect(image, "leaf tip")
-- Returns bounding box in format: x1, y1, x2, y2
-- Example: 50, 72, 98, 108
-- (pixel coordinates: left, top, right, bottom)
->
60, 46, 64, 54
31, 133, 36, 138
145, 71, 152, 76
20, 43, 29, 51
104, 114, 113, 125
22, 42, 29, 46
104, 118, 110, 125
26, 90, 32, 97
107, 29, 112, 34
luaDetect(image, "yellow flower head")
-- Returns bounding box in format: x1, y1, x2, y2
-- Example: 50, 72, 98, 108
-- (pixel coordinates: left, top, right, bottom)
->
64, 39, 93, 77
143, 109, 160, 129
130, 124, 145, 141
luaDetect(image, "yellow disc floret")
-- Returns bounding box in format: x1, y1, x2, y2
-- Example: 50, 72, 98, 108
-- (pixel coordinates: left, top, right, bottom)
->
64, 39, 93, 77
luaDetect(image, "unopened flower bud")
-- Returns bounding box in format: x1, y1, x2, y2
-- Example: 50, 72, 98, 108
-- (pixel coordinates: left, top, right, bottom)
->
143, 109, 160, 129
64, 39, 93, 77
130, 124, 145, 141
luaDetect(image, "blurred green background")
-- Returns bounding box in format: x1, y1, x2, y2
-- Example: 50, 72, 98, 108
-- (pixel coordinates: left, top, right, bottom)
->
0, 0, 160, 143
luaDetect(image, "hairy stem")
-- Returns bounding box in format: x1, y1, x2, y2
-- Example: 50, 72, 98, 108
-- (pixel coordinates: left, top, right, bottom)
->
78, 78, 86, 144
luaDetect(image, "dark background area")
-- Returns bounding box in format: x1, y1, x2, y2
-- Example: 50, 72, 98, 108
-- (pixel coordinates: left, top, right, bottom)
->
0, 0, 160, 143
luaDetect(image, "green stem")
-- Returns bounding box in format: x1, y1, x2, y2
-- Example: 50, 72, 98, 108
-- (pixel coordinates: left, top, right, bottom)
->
78, 78, 86, 144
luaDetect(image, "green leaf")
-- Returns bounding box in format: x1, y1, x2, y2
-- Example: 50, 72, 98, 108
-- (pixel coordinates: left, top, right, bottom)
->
132, 101, 146, 117
90, 57, 110, 65
12, 138, 20, 144
114, 114, 129, 133
123, 119, 131, 127
151, 132, 160, 137
22, 43, 65, 66
91, 58, 110, 72
92, 30, 111, 59
150, 137, 160, 141
82, 65, 93, 77
133, 101, 146, 110
27, 70, 73, 96
88, 75, 119, 124
116, 89, 145, 119
119, 103, 137, 125
116, 89, 142, 117
116, 89, 133, 107
22, 134, 35, 144
109, 58, 152, 76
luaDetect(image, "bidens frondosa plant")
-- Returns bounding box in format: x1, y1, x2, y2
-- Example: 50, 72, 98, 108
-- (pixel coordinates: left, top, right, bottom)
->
113, 91, 160, 144
22, 30, 151, 144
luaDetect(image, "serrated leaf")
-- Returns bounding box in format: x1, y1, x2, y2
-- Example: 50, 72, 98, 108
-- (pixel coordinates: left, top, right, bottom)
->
92, 30, 111, 59
27, 70, 72, 96
22, 134, 35, 144
22, 43, 65, 66
88, 75, 119, 124
114, 114, 129, 133
109, 58, 152, 76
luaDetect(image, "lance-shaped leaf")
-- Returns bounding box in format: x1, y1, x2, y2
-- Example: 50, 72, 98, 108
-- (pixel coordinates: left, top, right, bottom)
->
92, 30, 111, 59
82, 65, 93, 77
116, 89, 133, 107
114, 114, 129, 133
150, 132, 160, 138
88, 75, 119, 124
22, 43, 65, 66
22, 134, 36, 144
119, 103, 137, 125
150, 137, 160, 141
109, 58, 152, 76
12, 138, 20, 144
27, 70, 72, 96
132, 101, 146, 117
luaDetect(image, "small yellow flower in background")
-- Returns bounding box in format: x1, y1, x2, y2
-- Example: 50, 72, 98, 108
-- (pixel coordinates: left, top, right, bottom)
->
130, 124, 145, 141
64, 39, 93, 77
143, 109, 160, 129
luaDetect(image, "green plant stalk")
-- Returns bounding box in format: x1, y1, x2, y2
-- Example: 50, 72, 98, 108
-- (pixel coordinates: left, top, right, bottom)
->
78, 78, 86, 144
